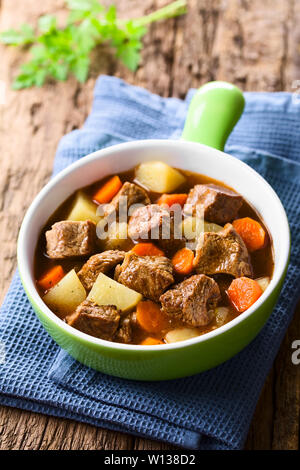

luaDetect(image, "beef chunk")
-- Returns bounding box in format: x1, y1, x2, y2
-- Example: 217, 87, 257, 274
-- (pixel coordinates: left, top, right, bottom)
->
185, 184, 243, 224
46, 220, 96, 259
67, 300, 120, 340
128, 204, 169, 241
160, 274, 221, 327
104, 182, 151, 219
114, 314, 135, 344
193, 223, 253, 278
128, 204, 181, 251
78, 250, 126, 290
114, 252, 174, 302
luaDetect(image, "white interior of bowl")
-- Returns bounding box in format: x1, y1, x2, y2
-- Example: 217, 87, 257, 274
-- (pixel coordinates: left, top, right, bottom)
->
17, 140, 290, 350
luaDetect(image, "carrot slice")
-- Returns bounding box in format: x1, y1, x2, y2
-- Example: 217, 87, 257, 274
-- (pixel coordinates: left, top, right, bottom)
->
136, 300, 169, 333
232, 217, 266, 252
157, 193, 188, 208
38, 265, 64, 291
140, 337, 164, 345
227, 277, 263, 313
132, 242, 165, 257
93, 175, 122, 204
172, 247, 194, 275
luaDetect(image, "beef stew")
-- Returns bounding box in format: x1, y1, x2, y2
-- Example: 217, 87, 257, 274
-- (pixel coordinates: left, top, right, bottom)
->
35, 161, 274, 345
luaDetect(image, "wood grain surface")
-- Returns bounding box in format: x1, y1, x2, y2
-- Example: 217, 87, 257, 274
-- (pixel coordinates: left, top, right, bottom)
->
0, 0, 299, 450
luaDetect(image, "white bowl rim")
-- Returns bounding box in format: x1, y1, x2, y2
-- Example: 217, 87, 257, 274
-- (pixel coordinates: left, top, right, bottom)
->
17, 139, 290, 352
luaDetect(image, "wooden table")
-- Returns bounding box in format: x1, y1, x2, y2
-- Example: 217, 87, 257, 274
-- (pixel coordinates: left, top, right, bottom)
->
0, 0, 299, 450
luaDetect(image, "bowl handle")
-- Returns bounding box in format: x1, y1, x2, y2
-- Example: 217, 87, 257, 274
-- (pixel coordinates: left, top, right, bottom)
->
181, 81, 245, 151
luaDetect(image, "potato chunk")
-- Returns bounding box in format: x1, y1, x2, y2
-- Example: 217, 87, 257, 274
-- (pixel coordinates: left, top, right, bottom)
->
101, 222, 129, 250
255, 276, 270, 292
204, 221, 224, 233
67, 191, 101, 224
135, 161, 186, 193
43, 269, 86, 317
87, 273, 142, 312
164, 328, 199, 343
215, 307, 230, 327
180, 217, 204, 241
180, 217, 223, 241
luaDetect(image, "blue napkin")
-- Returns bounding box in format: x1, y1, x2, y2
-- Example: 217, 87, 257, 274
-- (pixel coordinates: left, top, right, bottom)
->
0, 76, 299, 450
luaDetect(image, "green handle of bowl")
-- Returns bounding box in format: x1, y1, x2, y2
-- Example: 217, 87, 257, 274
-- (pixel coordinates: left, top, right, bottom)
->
182, 81, 245, 151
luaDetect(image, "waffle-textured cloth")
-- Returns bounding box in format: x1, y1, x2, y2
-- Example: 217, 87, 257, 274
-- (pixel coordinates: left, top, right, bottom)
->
0, 76, 299, 450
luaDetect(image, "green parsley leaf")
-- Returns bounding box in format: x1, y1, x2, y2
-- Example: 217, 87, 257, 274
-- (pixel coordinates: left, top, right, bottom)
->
0, 1, 187, 89
67, 0, 104, 15
71, 56, 90, 82
0, 24, 34, 45
38, 15, 57, 33
116, 42, 141, 71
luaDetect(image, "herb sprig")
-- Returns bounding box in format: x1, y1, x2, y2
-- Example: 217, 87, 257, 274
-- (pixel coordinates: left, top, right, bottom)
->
0, 0, 187, 90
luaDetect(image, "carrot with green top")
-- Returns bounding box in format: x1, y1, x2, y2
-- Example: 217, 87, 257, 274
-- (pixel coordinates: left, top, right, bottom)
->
232, 217, 266, 252
227, 277, 263, 313
93, 175, 122, 204
140, 337, 164, 345
132, 242, 165, 257
38, 265, 64, 291
136, 300, 169, 333
172, 247, 194, 275
157, 193, 188, 208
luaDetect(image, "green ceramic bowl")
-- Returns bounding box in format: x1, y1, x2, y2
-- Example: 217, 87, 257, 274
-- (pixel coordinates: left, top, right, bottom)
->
17, 82, 290, 381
